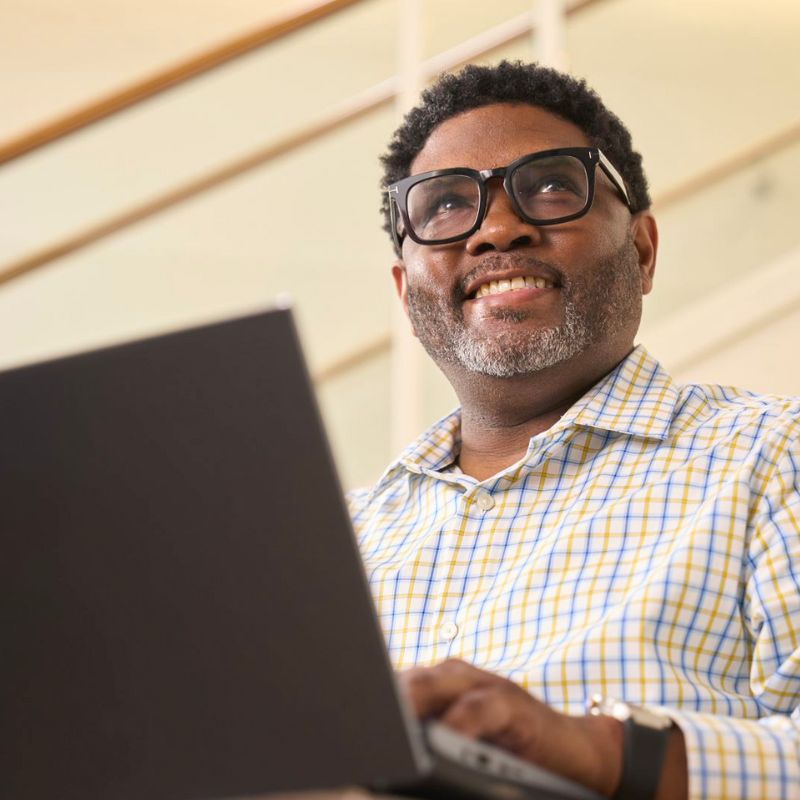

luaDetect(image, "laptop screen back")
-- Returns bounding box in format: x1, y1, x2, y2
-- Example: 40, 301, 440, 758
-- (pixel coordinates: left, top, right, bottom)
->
1, 309, 424, 799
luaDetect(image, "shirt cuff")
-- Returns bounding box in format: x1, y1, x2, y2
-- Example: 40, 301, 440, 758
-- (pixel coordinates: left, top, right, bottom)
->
656, 706, 800, 800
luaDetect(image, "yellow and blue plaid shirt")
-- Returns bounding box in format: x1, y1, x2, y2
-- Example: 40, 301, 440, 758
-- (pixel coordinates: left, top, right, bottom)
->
348, 346, 800, 800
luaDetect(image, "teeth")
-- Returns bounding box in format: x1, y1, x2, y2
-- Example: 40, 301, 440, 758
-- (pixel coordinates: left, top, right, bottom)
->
475, 276, 554, 298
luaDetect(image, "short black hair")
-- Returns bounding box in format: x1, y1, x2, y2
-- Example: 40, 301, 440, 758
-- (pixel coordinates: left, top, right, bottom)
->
380, 60, 651, 247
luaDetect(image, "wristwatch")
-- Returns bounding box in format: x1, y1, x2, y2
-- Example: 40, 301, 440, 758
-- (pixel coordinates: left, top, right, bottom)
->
587, 695, 673, 800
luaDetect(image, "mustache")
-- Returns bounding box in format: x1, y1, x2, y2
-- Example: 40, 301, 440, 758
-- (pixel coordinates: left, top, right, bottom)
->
456, 254, 565, 299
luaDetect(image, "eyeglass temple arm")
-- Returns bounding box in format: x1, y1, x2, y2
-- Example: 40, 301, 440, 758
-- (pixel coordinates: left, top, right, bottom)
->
386, 186, 406, 251
598, 151, 632, 208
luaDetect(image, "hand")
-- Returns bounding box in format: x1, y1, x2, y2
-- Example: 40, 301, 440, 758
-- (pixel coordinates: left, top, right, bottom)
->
399, 658, 624, 796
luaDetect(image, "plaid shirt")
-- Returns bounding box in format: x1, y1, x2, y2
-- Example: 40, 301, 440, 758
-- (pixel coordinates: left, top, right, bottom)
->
348, 346, 800, 800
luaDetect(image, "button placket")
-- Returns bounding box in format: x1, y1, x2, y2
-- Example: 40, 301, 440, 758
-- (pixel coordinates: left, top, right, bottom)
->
425, 514, 462, 648
426, 493, 475, 651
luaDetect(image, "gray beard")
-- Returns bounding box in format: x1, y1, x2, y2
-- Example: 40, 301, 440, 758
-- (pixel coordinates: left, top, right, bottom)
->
405, 234, 641, 379
446, 300, 588, 377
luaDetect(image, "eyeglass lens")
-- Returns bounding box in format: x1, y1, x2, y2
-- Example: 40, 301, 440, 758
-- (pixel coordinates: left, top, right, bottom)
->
405, 154, 591, 242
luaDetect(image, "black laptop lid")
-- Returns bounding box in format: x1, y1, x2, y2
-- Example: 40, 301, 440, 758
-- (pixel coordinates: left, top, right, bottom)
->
1, 309, 426, 799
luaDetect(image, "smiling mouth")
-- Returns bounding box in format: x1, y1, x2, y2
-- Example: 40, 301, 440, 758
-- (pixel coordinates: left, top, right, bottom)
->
472, 275, 555, 299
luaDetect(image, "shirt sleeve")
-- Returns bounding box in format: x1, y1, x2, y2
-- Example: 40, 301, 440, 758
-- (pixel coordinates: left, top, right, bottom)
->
664, 707, 800, 799
663, 423, 800, 799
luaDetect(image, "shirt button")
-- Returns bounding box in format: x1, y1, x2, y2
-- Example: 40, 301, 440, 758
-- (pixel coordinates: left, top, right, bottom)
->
440, 621, 459, 641
475, 490, 495, 511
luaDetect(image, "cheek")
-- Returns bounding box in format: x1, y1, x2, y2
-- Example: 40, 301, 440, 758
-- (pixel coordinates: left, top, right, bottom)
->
553, 220, 630, 280
595, 207, 636, 261
403, 249, 458, 294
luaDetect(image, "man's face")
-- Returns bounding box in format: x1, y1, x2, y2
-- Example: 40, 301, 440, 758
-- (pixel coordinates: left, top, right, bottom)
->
392, 103, 656, 380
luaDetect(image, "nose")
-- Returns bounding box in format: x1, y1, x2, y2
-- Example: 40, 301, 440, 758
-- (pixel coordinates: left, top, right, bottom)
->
465, 184, 542, 255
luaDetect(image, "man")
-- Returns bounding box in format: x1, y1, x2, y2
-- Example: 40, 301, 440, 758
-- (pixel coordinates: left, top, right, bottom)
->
348, 62, 800, 799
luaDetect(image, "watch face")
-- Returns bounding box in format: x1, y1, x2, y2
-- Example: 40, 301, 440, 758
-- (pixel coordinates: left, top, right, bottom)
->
587, 695, 672, 730
629, 705, 674, 731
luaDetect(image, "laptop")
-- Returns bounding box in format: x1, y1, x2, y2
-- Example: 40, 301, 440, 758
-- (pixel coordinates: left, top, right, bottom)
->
1, 307, 599, 800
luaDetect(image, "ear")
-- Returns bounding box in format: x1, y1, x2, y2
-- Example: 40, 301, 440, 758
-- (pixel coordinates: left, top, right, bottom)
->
392, 262, 410, 316
391, 261, 419, 339
631, 212, 658, 295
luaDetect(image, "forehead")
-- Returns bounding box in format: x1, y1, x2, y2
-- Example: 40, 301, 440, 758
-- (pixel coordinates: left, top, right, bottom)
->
410, 102, 592, 175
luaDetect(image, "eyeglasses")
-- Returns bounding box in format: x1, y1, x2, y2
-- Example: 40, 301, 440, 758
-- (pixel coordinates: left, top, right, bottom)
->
386, 147, 631, 249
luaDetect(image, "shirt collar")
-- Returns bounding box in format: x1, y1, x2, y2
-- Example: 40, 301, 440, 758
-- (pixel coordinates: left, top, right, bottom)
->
370, 408, 462, 491
398, 407, 462, 472
373, 345, 679, 491
564, 345, 679, 440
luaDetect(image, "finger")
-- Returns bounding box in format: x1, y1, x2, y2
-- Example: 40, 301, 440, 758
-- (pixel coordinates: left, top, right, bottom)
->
398, 658, 498, 718
439, 685, 516, 741
440, 682, 558, 763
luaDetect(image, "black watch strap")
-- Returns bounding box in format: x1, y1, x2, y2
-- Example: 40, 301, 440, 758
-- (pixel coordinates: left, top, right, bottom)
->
611, 715, 671, 800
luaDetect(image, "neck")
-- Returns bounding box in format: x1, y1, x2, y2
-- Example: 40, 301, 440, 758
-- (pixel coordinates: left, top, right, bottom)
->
447, 346, 631, 481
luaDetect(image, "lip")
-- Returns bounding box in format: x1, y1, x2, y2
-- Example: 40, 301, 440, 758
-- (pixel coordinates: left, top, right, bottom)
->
466, 285, 554, 310
463, 267, 560, 300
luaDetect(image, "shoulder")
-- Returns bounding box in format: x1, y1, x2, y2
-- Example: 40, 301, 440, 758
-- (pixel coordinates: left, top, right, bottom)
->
671, 380, 800, 440
345, 407, 463, 539
345, 485, 375, 524
668, 381, 800, 501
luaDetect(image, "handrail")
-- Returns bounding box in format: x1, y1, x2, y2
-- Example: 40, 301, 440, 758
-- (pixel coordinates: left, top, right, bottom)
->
313, 333, 391, 384
0, 0, 364, 166
0, 80, 397, 286
645, 245, 800, 377
651, 120, 800, 212
0, 0, 607, 287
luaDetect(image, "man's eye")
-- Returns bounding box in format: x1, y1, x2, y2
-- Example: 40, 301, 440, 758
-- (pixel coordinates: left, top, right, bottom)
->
523, 176, 580, 196
538, 178, 572, 193
428, 193, 472, 216
414, 194, 476, 229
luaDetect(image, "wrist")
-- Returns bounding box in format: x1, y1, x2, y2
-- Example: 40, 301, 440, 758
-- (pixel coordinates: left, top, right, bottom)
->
581, 711, 625, 797
587, 696, 674, 800
654, 726, 687, 800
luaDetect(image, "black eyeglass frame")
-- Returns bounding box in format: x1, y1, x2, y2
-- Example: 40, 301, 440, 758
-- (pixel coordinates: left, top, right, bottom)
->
386, 146, 632, 251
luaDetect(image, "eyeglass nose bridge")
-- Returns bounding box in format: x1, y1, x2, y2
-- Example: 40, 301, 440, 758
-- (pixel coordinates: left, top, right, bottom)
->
473, 166, 527, 232
477, 166, 509, 182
